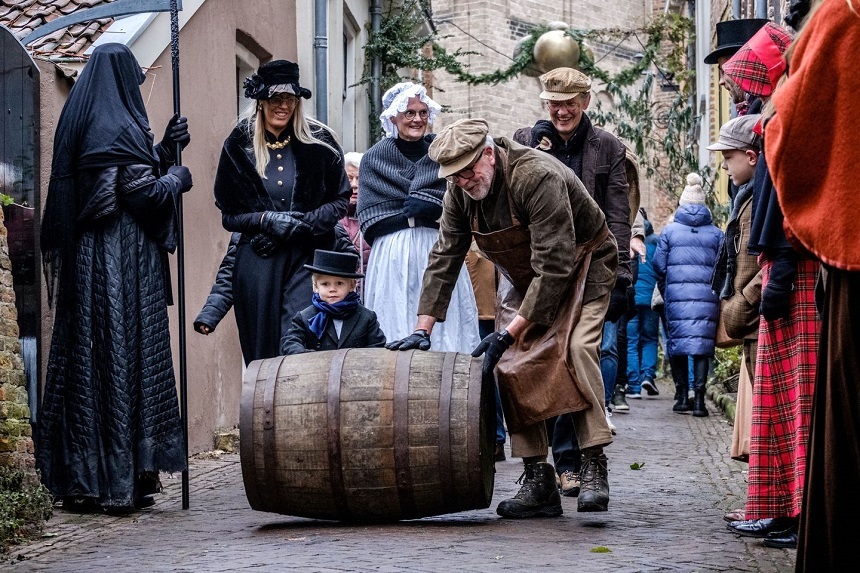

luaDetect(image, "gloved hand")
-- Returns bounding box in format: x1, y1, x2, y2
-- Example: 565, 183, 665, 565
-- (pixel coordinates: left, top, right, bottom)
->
529, 120, 556, 149
385, 329, 431, 351
167, 165, 193, 192
161, 114, 191, 150
760, 254, 796, 322
471, 330, 515, 375
260, 211, 312, 241
624, 285, 637, 321
250, 233, 278, 258
605, 284, 630, 322
402, 196, 442, 221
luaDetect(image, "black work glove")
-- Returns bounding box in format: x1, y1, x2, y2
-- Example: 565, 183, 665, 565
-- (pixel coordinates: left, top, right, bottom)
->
760, 253, 797, 322
386, 329, 431, 351
529, 120, 556, 149
167, 165, 193, 192
260, 211, 312, 241
471, 330, 515, 375
160, 114, 191, 152
402, 196, 443, 221
605, 284, 630, 323
250, 233, 278, 258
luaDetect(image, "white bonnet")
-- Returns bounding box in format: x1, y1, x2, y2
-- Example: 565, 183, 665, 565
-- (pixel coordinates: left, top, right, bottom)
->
679, 172, 706, 206
379, 82, 441, 139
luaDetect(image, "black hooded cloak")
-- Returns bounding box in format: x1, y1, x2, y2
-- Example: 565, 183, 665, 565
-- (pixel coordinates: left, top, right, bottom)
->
36, 43, 187, 510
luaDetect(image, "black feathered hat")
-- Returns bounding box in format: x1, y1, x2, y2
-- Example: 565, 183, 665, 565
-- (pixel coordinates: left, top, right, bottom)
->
243, 59, 312, 100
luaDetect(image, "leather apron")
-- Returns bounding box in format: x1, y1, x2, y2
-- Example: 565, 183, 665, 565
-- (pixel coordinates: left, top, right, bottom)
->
471, 194, 610, 433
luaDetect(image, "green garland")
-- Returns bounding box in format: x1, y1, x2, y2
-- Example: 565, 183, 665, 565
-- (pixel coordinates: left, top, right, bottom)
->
361, 2, 713, 212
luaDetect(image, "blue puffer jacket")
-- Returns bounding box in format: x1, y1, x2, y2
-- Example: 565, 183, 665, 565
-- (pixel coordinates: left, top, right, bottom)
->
633, 219, 659, 306
653, 204, 723, 357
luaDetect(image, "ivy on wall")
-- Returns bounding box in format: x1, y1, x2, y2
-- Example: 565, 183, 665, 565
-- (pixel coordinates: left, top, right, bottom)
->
361, 1, 710, 207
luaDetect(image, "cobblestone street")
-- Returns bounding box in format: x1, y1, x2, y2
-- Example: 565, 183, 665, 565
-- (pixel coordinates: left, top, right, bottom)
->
5, 379, 795, 573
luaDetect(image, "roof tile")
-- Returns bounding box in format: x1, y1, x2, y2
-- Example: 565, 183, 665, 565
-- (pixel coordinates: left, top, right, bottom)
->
0, 0, 117, 56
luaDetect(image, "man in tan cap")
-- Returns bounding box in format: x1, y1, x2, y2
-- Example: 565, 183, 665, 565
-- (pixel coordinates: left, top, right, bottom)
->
386, 118, 618, 518
514, 67, 634, 492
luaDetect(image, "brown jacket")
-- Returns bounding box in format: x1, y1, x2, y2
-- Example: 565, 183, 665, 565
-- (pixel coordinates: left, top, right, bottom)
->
722, 193, 762, 341
418, 138, 617, 327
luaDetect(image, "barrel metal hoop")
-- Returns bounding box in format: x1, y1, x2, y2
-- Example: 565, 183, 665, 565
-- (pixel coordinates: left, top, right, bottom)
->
466, 356, 483, 498
239, 359, 265, 510
394, 350, 418, 518
326, 349, 352, 520
262, 356, 286, 508
437, 352, 457, 511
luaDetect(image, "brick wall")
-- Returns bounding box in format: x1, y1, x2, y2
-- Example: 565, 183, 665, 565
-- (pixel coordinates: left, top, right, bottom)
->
0, 207, 33, 470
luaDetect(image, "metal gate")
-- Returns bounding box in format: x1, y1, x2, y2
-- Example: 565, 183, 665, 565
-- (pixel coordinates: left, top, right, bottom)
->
1, 24, 41, 421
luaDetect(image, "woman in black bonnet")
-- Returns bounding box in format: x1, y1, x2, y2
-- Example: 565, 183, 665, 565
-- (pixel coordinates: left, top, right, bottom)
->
214, 60, 350, 363
37, 43, 193, 514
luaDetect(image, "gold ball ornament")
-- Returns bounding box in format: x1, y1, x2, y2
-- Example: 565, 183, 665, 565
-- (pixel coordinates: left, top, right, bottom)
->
533, 30, 581, 73
513, 35, 543, 78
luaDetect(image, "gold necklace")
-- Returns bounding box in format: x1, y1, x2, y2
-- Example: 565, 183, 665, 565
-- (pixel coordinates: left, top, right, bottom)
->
266, 136, 291, 150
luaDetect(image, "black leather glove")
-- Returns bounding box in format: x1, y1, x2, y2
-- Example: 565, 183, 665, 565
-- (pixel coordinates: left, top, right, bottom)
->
260, 211, 312, 241
785, 0, 811, 30
471, 330, 515, 375
160, 114, 191, 152
605, 284, 630, 323
402, 196, 443, 221
250, 233, 278, 258
529, 120, 556, 149
760, 254, 797, 322
167, 165, 193, 191
385, 329, 431, 351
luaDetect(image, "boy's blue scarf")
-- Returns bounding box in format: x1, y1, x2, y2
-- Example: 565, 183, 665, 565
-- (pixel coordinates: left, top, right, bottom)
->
308, 291, 360, 340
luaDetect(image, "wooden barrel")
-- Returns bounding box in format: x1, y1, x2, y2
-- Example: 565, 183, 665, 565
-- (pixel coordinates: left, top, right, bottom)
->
239, 348, 495, 521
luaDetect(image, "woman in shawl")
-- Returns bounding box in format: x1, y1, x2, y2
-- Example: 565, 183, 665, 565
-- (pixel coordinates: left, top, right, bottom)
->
37, 43, 193, 513
213, 60, 350, 363
356, 82, 479, 351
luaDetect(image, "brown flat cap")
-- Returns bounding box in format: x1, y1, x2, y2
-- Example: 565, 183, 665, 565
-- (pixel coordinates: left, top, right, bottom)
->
428, 118, 489, 178
539, 67, 592, 101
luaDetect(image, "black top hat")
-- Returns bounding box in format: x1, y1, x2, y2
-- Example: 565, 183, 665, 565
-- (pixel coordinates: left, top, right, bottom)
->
704, 19, 770, 64
303, 250, 364, 279
243, 59, 312, 100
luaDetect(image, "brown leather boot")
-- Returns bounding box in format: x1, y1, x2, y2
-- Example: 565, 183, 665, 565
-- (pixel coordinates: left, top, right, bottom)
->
496, 462, 563, 518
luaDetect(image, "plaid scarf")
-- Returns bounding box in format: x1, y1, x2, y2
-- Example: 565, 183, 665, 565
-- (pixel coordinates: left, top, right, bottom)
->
308, 291, 360, 340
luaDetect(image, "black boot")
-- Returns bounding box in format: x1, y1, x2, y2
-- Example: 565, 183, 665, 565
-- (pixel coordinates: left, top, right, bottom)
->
670, 355, 691, 413
611, 384, 629, 412
496, 462, 563, 518
691, 355, 709, 417
577, 449, 609, 512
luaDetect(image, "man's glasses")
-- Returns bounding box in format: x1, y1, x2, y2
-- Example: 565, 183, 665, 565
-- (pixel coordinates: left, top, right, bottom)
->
402, 109, 430, 120
445, 151, 483, 183
267, 93, 299, 107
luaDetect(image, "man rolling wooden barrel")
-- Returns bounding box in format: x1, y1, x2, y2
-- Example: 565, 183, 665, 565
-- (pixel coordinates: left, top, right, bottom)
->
386, 118, 618, 518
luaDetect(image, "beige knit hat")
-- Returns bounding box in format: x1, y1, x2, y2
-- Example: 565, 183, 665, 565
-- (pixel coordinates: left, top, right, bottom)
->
679, 173, 706, 205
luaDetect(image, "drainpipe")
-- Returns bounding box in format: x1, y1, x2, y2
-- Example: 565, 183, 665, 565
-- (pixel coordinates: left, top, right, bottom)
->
314, 0, 328, 123
370, 0, 382, 140
732, 0, 741, 19
755, 0, 767, 19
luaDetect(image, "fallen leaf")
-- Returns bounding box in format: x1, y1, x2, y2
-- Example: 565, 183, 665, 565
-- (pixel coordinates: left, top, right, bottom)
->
590, 546, 611, 553
630, 462, 645, 470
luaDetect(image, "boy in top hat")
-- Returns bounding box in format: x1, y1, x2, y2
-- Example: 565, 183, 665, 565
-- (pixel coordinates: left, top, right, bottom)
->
281, 250, 386, 355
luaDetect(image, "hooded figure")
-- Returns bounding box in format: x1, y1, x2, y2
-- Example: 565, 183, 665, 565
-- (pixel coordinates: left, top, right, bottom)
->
37, 43, 193, 513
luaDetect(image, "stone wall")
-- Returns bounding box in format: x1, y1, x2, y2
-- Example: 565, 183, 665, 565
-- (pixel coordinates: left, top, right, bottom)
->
0, 207, 33, 470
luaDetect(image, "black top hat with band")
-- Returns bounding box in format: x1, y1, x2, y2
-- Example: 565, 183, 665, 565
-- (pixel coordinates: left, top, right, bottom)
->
243, 59, 312, 100
704, 19, 769, 64
303, 250, 364, 279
